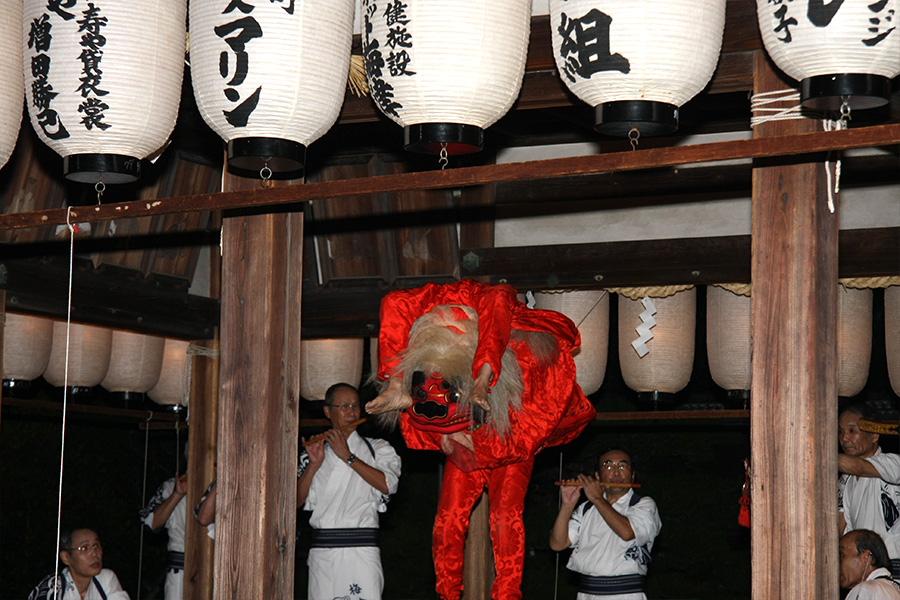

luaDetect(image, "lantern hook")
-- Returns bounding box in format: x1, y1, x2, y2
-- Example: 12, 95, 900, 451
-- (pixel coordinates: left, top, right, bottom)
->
260, 163, 273, 187
95, 180, 105, 204
438, 143, 449, 171
839, 97, 852, 128
628, 128, 640, 151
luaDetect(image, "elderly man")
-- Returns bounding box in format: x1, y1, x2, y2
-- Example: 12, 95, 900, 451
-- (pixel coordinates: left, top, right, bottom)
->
550, 449, 662, 600
840, 529, 900, 599
29, 526, 130, 600
298, 383, 401, 600
839, 403, 900, 577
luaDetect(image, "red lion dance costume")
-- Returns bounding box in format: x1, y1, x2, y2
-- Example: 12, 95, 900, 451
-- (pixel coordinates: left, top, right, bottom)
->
368, 279, 595, 600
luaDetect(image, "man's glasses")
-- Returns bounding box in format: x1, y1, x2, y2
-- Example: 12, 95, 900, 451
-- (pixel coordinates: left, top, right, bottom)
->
69, 542, 102, 553
329, 403, 359, 410
600, 461, 631, 471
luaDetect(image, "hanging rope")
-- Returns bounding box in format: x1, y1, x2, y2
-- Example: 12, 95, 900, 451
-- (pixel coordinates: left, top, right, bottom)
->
50, 209, 78, 599
136, 412, 154, 600
750, 88, 845, 215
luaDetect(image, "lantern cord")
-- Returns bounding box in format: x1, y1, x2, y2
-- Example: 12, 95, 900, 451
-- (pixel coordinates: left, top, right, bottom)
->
628, 128, 640, 151
49, 209, 77, 599
439, 144, 449, 170
136, 412, 154, 600
574, 291, 608, 330
554, 451, 563, 600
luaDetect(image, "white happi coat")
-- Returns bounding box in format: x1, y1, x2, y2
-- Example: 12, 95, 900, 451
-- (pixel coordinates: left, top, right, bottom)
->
566, 489, 662, 600
840, 448, 900, 560
140, 477, 186, 600
28, 568, 130, 600
300, 431, 401, 600
845, 567, 900, 600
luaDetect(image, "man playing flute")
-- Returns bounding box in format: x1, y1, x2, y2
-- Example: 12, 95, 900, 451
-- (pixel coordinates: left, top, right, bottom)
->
550, 448, 661, 600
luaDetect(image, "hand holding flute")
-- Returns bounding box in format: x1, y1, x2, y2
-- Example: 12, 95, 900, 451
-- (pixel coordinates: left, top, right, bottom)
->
555, 479, 641, 489
302, 418, 367, 447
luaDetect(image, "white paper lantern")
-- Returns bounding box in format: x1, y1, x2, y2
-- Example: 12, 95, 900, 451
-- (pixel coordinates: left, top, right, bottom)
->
706, 286, 752, 392
0, 1, 23, 171
2, 313, 54, 392
757, 0, 900, 110
618, 288, 696, 400
43, 322, 112, 389
190, 0, 354, 175
147, 338, 190, 407
101, 330, 165, 396
549, 0, 726, 137
886, 286, 900, 397
533, 290, 609, 396
363, 0, 531, 154
300, 338, 364, 401
837, 285, 872, 398
22, 1, 185, 185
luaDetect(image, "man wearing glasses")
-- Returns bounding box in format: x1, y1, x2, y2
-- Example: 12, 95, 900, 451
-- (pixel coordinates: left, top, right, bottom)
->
550, 449, 662, 600
297, 383, 402, 600
28, 526, 129, 600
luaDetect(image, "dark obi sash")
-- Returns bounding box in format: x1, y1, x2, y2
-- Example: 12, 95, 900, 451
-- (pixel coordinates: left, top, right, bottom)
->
578, 573, 645, 596
891, 559, 900, 580
168, 551, 185, 571
310, 527, 379, 548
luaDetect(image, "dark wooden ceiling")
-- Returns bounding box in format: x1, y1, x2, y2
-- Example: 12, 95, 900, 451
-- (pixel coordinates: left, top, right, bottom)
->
0, 0, 897, 340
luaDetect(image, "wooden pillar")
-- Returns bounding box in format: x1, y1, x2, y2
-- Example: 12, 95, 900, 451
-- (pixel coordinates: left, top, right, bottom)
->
215, 175, 303, 600
184, 215, 221, 600
463, 493, 494, 598
750, 50, 839, 599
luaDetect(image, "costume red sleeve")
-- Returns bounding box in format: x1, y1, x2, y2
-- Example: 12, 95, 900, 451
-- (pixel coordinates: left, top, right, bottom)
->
377, 279, 517, 387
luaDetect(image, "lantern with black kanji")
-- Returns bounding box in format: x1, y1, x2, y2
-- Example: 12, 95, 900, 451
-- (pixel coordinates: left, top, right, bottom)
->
22, 0, 186, 184
757, 0, 900, 110
190, 0, 355, 176
0, 0, 23, 171
363, 0, 531, 155
549, 0, 726, 137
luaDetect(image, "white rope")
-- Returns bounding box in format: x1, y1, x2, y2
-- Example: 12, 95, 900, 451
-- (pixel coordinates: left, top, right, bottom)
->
51, 209, 77, 599
749, 89, 804, 127
750, 88, 843, 215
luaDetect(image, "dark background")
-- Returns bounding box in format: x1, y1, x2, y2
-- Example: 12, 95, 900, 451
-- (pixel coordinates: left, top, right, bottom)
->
2, 288, 894, 599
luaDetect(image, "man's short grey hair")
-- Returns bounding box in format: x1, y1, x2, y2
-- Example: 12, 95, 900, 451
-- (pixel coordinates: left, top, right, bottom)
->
324, 383, 358, 406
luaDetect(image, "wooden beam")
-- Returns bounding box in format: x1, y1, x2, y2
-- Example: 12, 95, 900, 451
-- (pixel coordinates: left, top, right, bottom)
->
0, 255, 218, 339
750, 52, 838, 599
0, 124, 896, 232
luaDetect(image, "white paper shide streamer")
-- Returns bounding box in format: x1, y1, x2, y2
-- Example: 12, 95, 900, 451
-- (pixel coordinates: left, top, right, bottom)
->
22, 0, 185, 183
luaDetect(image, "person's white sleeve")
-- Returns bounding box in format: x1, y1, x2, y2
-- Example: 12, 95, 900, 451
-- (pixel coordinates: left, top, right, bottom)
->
567, 502, 588, 548
868, 453, 900, 484
99, 569, 130, 600
628, 496, 662, 547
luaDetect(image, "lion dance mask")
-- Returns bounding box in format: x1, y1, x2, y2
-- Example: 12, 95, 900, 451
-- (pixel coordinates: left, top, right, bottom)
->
368, 279, 595, 600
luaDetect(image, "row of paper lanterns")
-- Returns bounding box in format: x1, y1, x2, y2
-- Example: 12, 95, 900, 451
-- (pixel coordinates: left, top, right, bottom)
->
0, 0, 896, 183
297, 285, 900, 401
2, 314, 190, 406
6, 285, 896, 404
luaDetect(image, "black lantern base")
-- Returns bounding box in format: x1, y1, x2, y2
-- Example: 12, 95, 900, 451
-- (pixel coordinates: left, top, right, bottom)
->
800, 73, 892, 111
726, 389, 751, 410
105, 391, 150, 410
636, 391, 678, 410
3, 378, 35, 399
404, 123, 484, 155
594, 100, 678, 137
595, 101, 679, 137
227, 137, 307, 177
63, 154, 142, 185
